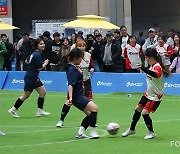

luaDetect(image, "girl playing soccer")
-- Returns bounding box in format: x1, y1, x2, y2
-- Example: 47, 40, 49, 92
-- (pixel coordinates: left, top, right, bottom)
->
8, 38, 50, 118
122, 48, 171, 139
56, 39, 94, 127
61, 48, 99, 139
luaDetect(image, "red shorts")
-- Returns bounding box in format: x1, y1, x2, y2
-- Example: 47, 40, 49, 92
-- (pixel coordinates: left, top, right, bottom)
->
83, 78, 93, 100
138, 96, 161, 113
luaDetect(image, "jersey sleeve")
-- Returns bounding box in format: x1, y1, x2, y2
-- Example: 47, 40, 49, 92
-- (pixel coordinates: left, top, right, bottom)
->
67, 68, 77, 86
153, 65, 162, 78
35, 54, 43, 69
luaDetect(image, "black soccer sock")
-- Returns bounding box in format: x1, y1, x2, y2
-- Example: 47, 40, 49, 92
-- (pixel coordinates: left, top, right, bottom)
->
130, 110, 141, 130
81, 116, 90, 130
143, 114, 154, 132
60, 104, 71, 121
89, 112, 97, 127
14, 98, 24, 109
37, 97, 44, 109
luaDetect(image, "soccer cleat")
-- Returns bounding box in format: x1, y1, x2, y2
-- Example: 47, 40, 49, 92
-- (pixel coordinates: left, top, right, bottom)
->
8, 107, 19, 118
0, 131, 5, 136
36, 108, 50, 117
144, 131, 156, 139
56, 120, 64, 127
89, 132, 100, 139
75, 133, 89, 139
121, 128, 136, 137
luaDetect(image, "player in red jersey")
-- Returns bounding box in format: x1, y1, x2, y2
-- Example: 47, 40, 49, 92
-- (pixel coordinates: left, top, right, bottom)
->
122, 48, 171, 139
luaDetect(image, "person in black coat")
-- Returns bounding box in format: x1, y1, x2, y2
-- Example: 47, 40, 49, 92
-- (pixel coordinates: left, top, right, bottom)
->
102, 32, 124, 73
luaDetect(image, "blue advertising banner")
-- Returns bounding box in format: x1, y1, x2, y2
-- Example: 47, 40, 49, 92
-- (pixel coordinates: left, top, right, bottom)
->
91, 72, 121, 93
0, 71, 8, 89
3, 71, 25, 90
116, 73, 146, 93
0, 0, 8, 6
1, 71, 180, 95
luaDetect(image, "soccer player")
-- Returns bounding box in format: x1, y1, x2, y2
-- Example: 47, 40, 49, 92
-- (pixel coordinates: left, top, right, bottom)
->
56, 39, 94, 127
122, 48, 171, 139
61, 48, 99, 139
8, 38, 50, 118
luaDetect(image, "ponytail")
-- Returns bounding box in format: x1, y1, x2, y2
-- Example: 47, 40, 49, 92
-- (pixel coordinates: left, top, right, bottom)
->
145, 48, 171, 77
62, 48, 83, 70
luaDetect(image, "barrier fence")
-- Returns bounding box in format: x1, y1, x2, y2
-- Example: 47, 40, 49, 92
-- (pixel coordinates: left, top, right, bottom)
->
0, 71, 180, 95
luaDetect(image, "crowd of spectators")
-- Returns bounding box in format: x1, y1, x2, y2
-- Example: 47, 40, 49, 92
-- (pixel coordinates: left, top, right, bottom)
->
0, 26, 180, 73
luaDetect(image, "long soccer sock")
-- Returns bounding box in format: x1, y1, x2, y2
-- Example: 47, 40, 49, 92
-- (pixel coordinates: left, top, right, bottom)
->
142, 114, 154, 132
60, 104, 71, 121
130, 110, 141, 130
81, 116, 90, 130
37, 97, 44, 109
89, 112, 97, 127
14, 98, 24, 109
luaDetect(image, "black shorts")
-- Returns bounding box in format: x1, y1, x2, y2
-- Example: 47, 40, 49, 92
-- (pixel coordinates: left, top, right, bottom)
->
83, 78, 93, 100
72, 95, 90, 111
138, 95, 161, 113
24, 78, 43, 92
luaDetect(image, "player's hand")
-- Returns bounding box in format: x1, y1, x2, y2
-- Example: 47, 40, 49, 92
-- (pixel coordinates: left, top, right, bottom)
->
67, 98, 72, 106
44, 59, 49, 65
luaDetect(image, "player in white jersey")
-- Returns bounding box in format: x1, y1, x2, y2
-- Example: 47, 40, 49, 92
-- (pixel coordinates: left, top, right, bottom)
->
156, 36, 174, 74
56, 39, 94, 128
122, 48, 171, 139
124, 35, 142, 73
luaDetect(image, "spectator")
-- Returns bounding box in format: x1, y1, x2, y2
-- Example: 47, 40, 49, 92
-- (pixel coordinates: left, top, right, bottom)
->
14, 35, 22, 71
91, 33, 104, 72
42, 31, 53, 71
0, 40, 7, 70
113, 30, 121, 42
170, 49, 180, 73
86, 34, 94, 53
94, 30, 100, 36
50, 32, 61, 71
77, 31, 84, 39
119, 26, 130, 53
171, 34, 180, 62
166, 29, 175, 47
60, 38, 71, 71
70, 33, 77, 46
124, 35, 142, 73
1, 34, 15, 71
19, 32, 34, 71
136, 31, 145, 47
142, 28, 158, 66
103, 31, 123, 72
156, 36, 174, 74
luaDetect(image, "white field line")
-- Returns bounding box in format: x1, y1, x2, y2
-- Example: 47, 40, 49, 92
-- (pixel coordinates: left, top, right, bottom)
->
0, 129, 108, 149
0, 118, 179, 149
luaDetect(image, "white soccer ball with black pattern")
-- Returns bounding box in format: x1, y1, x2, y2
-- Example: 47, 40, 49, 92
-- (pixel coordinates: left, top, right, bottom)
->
107, 122, 120, 135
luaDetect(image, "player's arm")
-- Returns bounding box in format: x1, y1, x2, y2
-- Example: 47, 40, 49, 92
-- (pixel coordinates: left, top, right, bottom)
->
137, 64, 159, 78
67, 85, 73, 105
38, 59, 49, 71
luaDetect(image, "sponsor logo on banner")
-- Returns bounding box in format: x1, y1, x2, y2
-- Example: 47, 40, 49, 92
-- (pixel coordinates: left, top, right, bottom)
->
97, 81, 112, 87
12, 79, 24, 84
126, 82, 143, 87
41, 80, 52, 84
164, 82, 180, 88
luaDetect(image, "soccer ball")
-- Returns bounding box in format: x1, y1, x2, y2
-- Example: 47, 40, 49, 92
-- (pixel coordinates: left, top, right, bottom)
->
107, 122, 120, 135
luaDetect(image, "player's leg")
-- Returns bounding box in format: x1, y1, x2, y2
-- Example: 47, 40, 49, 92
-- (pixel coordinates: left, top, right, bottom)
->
122, 95, 147, 137
83, 101, 99, 139
142, 100, 160, 139
35, 85, 50, 117
8, 91, 32, 118
56, 101, 71, 127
